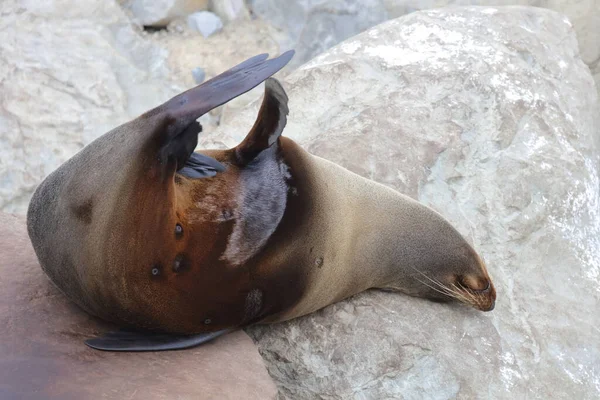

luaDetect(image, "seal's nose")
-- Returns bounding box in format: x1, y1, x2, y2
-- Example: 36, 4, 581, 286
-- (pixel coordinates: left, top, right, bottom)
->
459, 274, 497, 312
460, 275, 491, 293
483, 298, 496, 311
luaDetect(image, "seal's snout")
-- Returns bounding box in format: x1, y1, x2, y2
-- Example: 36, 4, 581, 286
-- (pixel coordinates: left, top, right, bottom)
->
456, 274, 496, 312
482, 298, 495, 312
460, 275, 491, 293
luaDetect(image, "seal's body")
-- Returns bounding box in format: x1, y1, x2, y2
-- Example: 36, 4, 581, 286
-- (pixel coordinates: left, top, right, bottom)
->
27, 52, 495, 351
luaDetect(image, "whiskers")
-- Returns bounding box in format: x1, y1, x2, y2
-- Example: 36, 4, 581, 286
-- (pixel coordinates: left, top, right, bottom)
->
408, 265, 489, 310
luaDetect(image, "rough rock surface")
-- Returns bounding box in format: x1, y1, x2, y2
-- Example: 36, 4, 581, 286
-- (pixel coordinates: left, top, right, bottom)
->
0, 0, 185, 215
0, 213, 277, 400
208, 7, 600, 399
119, 0, 209, 26
247, 0, 600, 93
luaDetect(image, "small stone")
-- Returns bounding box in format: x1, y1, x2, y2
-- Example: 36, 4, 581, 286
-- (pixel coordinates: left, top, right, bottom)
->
210, 0, 249, 22
192, 67, 206, 84
187, 11, 223, 38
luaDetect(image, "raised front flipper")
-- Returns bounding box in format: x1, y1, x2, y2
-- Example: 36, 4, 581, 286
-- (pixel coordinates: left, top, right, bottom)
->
149, 50, 295, 178
85, 328, 231, 352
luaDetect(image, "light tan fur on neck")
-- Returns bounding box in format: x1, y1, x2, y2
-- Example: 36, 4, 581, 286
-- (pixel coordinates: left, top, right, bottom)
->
272, 137, 493, 321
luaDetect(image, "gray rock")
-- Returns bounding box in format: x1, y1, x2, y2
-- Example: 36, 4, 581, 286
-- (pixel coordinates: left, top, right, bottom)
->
248, 0, 389, 68
211, 0, 250, 22
248, 0, 600, 96
383, 1, 600, 88
187, 11, 224, 37
0, 0, 184, 214
209, 6, 600, 399
119, 0, 209, 27
192, 66, 206, 83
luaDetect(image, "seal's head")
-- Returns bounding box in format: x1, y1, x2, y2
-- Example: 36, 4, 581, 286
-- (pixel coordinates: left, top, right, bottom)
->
377, 199, 496, 312
410, 244, 496, 312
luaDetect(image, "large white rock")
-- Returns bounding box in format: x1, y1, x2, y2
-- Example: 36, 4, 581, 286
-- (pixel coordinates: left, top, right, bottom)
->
119, 0, 209, 26
0, 0, 183, 214
247, 0, 600, 93
209, 6, 600, 399
385, 1, 600, 82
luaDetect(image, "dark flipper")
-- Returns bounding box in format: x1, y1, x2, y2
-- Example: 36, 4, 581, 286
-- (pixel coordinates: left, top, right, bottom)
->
84, 328, 231, 352
179, 152, 226, 179
235, 78, 289, 165
151, 50, 295, 139
162, 50, 294, 129
150, 50, 295, 178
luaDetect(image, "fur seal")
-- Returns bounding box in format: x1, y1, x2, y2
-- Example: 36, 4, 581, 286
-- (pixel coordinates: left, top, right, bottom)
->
27, 51, 496, 352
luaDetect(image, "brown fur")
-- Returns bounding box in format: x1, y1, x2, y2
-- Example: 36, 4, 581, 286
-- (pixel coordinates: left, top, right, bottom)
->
27, 61, 495, 335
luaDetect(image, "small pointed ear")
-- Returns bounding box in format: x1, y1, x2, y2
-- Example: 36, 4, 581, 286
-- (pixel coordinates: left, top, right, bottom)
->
234, 78, 289, 165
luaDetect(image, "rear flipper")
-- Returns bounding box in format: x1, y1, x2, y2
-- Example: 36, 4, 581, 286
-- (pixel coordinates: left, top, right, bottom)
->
85, 328, 231, 352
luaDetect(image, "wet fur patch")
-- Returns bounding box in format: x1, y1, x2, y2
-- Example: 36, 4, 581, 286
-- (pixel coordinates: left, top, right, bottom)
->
183, 175, 238, 224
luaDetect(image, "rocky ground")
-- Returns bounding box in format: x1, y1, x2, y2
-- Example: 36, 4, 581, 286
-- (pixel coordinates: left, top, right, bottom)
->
1, 1, 599, 399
